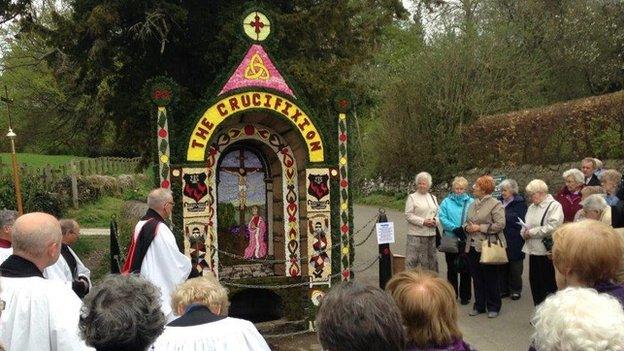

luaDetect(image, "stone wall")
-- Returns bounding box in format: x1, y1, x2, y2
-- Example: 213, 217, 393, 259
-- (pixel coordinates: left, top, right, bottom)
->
361, 159, 624, 198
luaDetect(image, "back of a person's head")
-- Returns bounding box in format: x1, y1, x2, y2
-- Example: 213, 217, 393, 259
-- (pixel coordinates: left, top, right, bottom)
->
171, 274, 230, 315
532, 287, 624, 351
79, 274, 165, 351
12, 212, 61, 258
315, 281, 405, 351
553, 220, 623, 285
386, 269, 461, 348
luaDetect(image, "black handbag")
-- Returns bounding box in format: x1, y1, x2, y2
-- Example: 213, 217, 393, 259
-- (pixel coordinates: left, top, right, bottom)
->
540, 202, 554, 252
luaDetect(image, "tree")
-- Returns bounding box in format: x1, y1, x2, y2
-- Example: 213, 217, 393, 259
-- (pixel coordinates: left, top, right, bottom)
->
15, 0, 405, 158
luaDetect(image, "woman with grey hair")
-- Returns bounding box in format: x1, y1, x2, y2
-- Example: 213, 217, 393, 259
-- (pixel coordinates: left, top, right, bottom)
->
497, 179, 527, 300
529, 288, 624, 351
601, 169, 622, 206
79, 274, 166, 351
522, 179, 564, 306
405, 171, 440, 272
578, 194, 611, 223
555, 168, 585, 222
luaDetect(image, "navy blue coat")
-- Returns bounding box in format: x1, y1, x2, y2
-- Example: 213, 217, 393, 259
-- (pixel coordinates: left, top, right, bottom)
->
499, 195, 528, 261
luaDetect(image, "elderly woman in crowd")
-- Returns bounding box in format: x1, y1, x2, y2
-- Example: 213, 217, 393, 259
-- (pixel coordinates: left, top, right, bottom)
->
438, 176, 473, 305
576, 194, 611, 223
405, 171, 441, 272
498, 179, 527, 301
552, 220, 624, 305
529, 288, 624, 351
573, 186, 604, 221
463, 175, 506, 318
575, 195, 624, 283
602, 169, 622, 206
79, 274, 166, 351
152, 275, 270, 351
386, 269, 474, 351
522, 179, 564, 306
554, 168, 585, 222
316, 281, 405, 351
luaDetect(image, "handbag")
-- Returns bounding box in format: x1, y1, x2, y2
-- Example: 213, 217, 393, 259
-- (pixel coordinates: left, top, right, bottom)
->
438, 236, 459, 253
480, 233, 508, 265
438, 198, 468, 253
540, 202, 554, 252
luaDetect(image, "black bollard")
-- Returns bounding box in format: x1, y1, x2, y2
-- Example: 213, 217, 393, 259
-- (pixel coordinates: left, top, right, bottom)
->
378, 208, 392, 289
110, 216, 121, 274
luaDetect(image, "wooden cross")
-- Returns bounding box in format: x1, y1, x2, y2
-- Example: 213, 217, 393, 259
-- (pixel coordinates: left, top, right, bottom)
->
221, 149, 264, 225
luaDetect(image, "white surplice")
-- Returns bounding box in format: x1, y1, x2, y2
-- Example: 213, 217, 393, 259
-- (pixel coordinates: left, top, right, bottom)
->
0, 276, 94, 351
0, 247, 12, 265
43, 246, 91, 287
151, 317, 271, 351
134, 220, 191, 321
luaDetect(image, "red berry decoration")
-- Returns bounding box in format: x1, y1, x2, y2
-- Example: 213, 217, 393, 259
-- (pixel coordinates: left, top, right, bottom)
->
161, 180, 170, 188
244, 125, 255, 135
159, 128, 168, 138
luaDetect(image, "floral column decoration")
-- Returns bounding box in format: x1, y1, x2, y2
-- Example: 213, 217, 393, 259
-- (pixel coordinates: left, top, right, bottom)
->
150, 78, 174, 189
335, 95, 352, 281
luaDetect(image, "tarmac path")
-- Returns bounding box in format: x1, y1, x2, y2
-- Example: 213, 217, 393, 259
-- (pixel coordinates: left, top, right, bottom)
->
353, 204, 534, 351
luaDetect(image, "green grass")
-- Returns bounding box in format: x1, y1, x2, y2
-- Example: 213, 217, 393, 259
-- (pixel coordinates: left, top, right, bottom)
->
0, 153, 90, 168
355, 193, 405, 212
66, 196, 124, 227
72, 235, 110, 284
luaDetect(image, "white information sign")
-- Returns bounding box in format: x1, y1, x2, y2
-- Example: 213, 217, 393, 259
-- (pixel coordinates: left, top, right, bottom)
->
376, 222, 395, 245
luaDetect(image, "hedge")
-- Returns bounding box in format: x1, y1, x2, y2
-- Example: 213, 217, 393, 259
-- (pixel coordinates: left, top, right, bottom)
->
462, 90, 624, 167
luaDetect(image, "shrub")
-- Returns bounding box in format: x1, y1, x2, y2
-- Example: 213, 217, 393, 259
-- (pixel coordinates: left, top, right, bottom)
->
463, 90, 624, 167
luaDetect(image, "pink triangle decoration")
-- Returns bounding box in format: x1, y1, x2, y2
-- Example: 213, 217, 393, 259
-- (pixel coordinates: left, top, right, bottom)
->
219, 44, 295, 98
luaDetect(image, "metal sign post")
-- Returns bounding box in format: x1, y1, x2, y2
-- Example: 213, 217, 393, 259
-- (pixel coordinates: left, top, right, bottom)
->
377, 208, 392, 289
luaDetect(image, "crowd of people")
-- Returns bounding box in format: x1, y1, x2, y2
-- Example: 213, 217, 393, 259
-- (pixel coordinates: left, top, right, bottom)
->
0, 188, 271, 351
1, 157, 624, 350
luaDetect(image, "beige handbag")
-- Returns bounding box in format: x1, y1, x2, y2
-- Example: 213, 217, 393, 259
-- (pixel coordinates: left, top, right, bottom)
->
480, 233, 508, 265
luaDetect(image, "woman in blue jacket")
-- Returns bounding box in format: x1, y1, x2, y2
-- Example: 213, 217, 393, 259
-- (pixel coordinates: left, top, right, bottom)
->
439, 176, 474, 305
498, 179, 528, 300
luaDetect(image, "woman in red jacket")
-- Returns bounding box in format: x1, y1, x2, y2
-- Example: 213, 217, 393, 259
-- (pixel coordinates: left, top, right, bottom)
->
554, 169, 585, 222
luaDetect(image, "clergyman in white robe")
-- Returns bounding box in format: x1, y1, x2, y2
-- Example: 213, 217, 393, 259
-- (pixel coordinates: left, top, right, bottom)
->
0, 255, 93, 351
123, 208, 192, 322
151, 305, 271, 351
44, 244, 91, 296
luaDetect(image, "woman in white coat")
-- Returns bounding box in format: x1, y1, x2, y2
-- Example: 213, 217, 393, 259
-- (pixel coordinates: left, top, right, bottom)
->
522, 179, 564, 306
404, 172, 441, 272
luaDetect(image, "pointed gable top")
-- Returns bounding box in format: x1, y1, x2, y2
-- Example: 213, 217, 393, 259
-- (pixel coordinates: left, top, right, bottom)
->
219, 44, 295, 98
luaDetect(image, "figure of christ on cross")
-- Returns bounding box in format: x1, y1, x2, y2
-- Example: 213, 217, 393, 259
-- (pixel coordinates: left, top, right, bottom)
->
221, 149, 264, 227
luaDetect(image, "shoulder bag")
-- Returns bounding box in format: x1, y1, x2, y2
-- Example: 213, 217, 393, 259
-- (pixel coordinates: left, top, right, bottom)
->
438, 199, 468, 253
540, 202, 555, 252
480, 224, 508, 265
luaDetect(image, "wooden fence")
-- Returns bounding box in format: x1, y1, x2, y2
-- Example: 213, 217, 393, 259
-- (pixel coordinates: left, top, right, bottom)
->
0, 157, 142, 185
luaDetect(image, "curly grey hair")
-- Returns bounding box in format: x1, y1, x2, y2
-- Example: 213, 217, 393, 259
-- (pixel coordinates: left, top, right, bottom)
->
562, 169, 585, 185
79, 274, 165, 351
580, 194, 608, 212
415, 172, 433, 188
0, 209, 17, 228
499, 179, 519, 195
